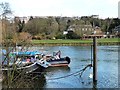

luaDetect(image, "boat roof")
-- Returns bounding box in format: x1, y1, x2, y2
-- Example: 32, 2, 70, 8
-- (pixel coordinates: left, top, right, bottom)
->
17, 51, 42, 56
2, 50, 42, 56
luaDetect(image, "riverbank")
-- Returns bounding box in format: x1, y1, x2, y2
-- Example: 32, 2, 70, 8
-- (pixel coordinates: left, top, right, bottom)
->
32, 38, 120, 46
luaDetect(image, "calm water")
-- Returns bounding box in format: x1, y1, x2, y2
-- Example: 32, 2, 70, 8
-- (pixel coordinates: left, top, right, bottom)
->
2, 45, 119, 88
29, 45, 118, 88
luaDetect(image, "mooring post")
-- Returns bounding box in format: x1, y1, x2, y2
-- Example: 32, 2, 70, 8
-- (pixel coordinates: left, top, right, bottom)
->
93, 36, 97, 83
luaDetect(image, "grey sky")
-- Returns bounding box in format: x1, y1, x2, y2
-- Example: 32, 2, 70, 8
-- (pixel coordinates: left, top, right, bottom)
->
0, 0, 119, 18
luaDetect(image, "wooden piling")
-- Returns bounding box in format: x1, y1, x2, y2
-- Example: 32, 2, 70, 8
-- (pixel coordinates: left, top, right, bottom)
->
93, 36, 97, 83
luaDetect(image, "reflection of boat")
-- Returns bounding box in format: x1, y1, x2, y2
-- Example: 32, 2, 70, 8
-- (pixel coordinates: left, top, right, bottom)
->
46, 66, 70, 72
1, 50, 48, 74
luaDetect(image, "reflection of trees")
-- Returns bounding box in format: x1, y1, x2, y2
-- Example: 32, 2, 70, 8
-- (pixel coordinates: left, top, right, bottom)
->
2, 70, 46, 88
32, 73, 46, 88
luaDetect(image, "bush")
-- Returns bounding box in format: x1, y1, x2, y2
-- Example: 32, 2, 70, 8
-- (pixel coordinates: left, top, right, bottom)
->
66, 31, 80, 39
55, 33, 65, 39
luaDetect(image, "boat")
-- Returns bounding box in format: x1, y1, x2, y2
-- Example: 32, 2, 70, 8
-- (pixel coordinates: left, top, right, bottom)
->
2, 62, 39, 74
1, 50, 49, 74
47, 56, 71, 67
43, 51, 71, 67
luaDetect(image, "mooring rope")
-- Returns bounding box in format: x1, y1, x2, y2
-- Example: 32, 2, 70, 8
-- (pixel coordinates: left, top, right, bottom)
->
46, 64, 92, 80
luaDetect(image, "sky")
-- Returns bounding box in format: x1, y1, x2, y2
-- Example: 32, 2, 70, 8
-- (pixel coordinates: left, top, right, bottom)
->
0, 0, 120, 19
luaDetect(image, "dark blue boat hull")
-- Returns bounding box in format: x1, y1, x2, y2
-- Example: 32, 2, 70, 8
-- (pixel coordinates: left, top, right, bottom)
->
47, 57, 70, 67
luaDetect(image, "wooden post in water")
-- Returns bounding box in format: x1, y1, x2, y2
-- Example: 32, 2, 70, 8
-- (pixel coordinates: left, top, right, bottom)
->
93, 36, 97, 83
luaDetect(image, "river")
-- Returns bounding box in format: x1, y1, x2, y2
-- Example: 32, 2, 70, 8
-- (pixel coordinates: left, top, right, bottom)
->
29, 45, 118, 88
2, 45, 119, 88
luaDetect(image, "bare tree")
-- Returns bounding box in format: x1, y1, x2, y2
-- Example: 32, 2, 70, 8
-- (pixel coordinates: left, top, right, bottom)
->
0, 2, 36, 88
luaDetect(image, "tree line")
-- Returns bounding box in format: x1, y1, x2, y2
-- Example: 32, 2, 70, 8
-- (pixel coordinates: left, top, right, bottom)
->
15, 16, 120, 39
1, 2, 120, 40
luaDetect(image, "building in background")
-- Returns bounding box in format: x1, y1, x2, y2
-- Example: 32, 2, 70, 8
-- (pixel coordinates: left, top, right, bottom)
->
113, 25, 120, 37
14, 16, 29, 23
118, 1, 120, 19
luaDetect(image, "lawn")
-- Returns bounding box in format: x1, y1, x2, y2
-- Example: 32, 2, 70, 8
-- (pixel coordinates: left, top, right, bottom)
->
32, 38, 120, 44
97, 38, 119, 42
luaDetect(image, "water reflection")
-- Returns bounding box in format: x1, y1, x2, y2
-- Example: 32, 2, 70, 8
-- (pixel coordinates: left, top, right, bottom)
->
44, 66, 72, 88
1, 45, 118, 88
2, 67, 46, 88
45, 66, 70, 74
43, 46, 118, 88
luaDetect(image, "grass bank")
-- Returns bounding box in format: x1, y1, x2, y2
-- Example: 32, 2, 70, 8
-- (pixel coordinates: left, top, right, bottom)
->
32, 38, 120, 46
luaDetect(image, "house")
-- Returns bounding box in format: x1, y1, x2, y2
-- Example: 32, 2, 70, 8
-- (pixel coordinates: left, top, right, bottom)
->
67, 24, 104, 38
14, 16, 29, 23
67, 24, 94, 34
83, 26, 104, 39
113, 25, 120, 37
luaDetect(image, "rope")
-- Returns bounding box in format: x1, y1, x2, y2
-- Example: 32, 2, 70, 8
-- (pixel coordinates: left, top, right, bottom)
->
46, 64, 92, 80
46, 69, 82, 80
